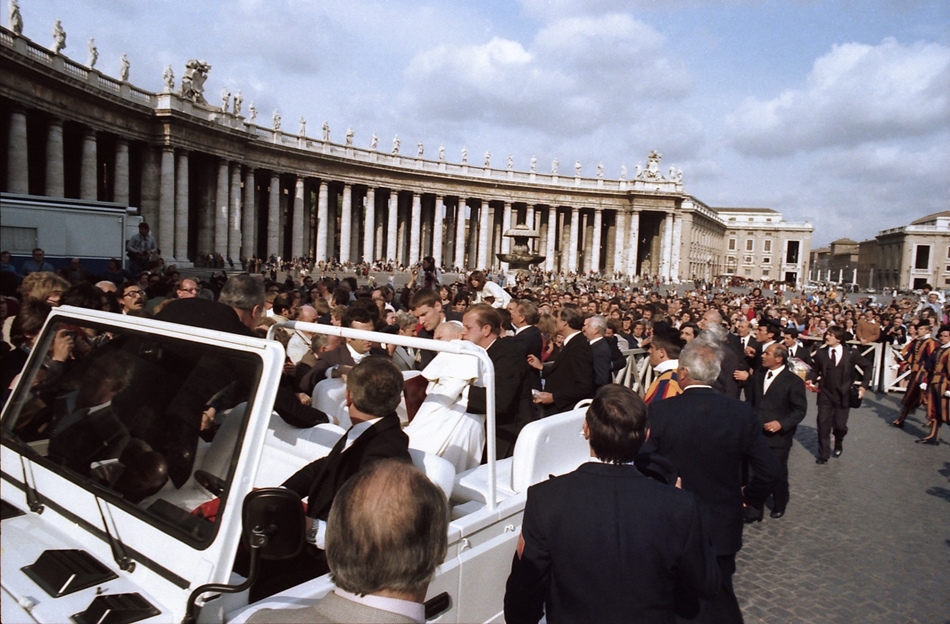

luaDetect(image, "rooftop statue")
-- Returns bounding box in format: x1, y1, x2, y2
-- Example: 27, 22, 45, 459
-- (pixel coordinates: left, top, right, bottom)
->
392, 134, 400, 155
248, 102, 257, 123
438, 145, 445, 162
552, 158, 559, 174
322, 121, 330, 142
370, 132, 378, 150
52, 19, 66, 54
87, 38, 97, 68
597, 163, 604, 178
273, 110, 282, 131
575, 160, 581, 176
484, 151, 491, 167
417, 142, 424, 158
620, 164, 627, 180
233, 90, 243, 116
298, 116, 306, 136
639, 150, 665, 181
9, 0, 22, 35
162, 65, 175, 92
220, 87, 230, 112
345, 127, 354, 146
530, 155, 537, 172
461, 147, 468, 164
119, 53, 130, 81
179, 59, 211, 104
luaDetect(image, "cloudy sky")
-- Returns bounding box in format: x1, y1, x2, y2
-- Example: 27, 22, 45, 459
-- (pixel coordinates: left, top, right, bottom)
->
16, 0, 950, 246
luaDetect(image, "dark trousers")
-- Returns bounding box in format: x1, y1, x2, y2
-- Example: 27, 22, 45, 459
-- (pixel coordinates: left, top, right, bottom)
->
768, 446, 791, 511
677, 554, 742, 624
816, 397, 849, 460
234, 542, 329, 603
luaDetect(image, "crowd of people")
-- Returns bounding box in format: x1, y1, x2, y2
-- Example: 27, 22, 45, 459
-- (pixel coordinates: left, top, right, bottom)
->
2, 244, 949, 622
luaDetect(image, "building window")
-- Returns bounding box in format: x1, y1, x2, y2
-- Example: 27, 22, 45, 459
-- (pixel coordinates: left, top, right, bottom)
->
762, 269, 770, 276
744, 255, 754, 264
744, 269, 752, 275
786, 240, 800, 264
728, 238, 736, 251
763, 257, 771, 265
745, 239, 754, 252
914, 245, 931, 270
763, 240, 772, 252
946, 244, 950, 259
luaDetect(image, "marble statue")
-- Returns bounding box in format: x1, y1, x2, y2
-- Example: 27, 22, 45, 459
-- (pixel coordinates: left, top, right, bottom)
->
87, 38, 98, 68
220, 87, 230, 112
507, 154, 514, 170
232, 90, 243, 116
676, 168, 683, 184
162, 65, 175, 92
461, 147, 468, 164
438, 145, 445, 162
248, 102, 257, 123
635, 162, 642, 177
417, 142, 424, 158
298, 116, 305, 136
52, 20, 66, 54
119, 54, 130, 81
179, 60, 211, 104
370, 132, 378, 150
620, 164, 627, 180
669, 166, 676, 179
484, 152, 491, 167
597, 163, 604, 178
574, 160, 581, 176
322, 121, 330, 142
345, 128, 354, 146
530, 155, 537, 172
551, 158, 559, 174
9, 0, 23, 35
272, 110, 281, 131
392, 134, 400, 155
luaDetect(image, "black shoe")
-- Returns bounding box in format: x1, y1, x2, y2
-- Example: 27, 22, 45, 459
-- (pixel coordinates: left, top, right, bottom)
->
770, 510, 785, 519
816, 458, 827, 464
915, 437, 939, 445
743, 506, 764, 524
891, 419, 905, 428
832, 444, 843, 458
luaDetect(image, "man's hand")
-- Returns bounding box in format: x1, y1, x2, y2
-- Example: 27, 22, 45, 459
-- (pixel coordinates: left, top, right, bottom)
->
744, 346, 756, 358
533, 391, 554, 405
804, 380, 819, 393
763, 420, 782, 434
51, 329, 75, 362
296, 392, 312, 406
734, 370, 750, 381
858, 387, 866, 400
526, 354, 543, 371
200, 407, 216, 431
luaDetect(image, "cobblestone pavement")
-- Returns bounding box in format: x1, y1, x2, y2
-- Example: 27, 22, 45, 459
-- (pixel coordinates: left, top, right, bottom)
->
735, 391, 950, 623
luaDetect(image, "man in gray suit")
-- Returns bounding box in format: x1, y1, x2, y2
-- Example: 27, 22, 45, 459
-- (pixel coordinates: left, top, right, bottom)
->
248, 459, 448, 623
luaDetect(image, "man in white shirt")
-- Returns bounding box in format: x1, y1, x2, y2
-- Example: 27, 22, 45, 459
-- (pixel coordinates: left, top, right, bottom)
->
286, 304, 318, 365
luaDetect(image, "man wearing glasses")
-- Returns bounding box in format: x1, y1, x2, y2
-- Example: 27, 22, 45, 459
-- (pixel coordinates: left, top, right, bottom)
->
175, 277, 199, 299
119, 281, 148, 315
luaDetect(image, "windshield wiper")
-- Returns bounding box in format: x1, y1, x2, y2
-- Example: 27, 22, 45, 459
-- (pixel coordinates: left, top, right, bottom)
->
2, 428, 45, 513
89, 483, 136, 573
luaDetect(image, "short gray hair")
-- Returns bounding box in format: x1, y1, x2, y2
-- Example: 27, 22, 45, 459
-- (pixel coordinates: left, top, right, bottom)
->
219, 274, 265, 312
679, 341, 721, 385
327, 459, 448, 596
587, 314, 607, 335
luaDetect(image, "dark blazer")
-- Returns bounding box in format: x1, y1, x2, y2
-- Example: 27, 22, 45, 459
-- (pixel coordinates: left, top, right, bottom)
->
511, 325, 544, 390
540, 332, 594, 416
282, 415, 410, 521
590, 337, 613, 388
807, 345, 871, 408
299, 343, 355, 394
713, 341, 741, 399
605, 335, 627, 373
468, 337, 537, 459
786, 341, 813, 368
725, 332, 744, 359
748, 367, 808, 449
643, 388, 780, 556
504, 462, 720, 624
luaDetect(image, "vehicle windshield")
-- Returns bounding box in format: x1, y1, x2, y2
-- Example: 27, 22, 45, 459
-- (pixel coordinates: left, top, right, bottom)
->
2, 314, 263, 548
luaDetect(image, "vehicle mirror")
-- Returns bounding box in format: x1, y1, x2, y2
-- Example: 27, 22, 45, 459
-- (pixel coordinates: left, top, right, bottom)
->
241, 488, 305, 561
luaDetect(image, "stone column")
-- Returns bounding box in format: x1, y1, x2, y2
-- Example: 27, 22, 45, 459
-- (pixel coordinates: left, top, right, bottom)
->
432, 195, 443, 267
546, 206, 557, 272
290, 177, 304, 259
568, 207, 579, 273
174, 150, 189, 261
158, 146, 176, 260
387, 191, 398, 261
140, 146, 161, 229
454, 198, 467, 271
500, 201, 512, 272
525, 205, 535, 252
79, 129, 98, 200
613, 211, 626, 275
230, 167, 244, 262
316, 181, 329, 261
363, 187, 376, 262
6, 108, 29, 194
626, 211, 639, 276
114, 138, 129, 206
45, 118, 65, 197
659, 212, 673, 281
213, 160, 229, 255
409, 192, 422, 266
340, 183, 352, 263
670, 213, 682, 282
267, 174, 280, 257
591, 208, 602, 274
477, 201, 490, 269
242, 168, 256, 260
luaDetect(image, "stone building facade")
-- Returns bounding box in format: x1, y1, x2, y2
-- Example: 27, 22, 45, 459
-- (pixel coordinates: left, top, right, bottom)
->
715, 208, 812, 284
2, 24, 810, 284
859, 212, 950, 291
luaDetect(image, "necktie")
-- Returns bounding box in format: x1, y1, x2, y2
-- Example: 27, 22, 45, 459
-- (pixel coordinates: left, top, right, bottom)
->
830, 348, 837, 366
766, 370, 774, 381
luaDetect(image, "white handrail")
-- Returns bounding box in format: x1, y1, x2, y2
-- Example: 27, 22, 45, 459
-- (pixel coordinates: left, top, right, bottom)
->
270, 321, 499, 510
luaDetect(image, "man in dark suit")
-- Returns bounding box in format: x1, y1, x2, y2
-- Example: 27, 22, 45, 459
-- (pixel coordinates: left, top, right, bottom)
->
747, 343, 808, 520
251, 356, 412, 600
463, 304, 537, 458
508, 299, 543, 390
583, 314, 613, 389
409, 288, 462, 369
782, 326, 812, 368
505, 385, 720, 623
528, 304, 595, 416
298, 306, 377, 396
644, 341, 780, 623
806, 325, 871, 463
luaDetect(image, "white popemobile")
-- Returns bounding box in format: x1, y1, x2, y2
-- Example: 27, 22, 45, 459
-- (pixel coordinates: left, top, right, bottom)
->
1, 306, 591, 623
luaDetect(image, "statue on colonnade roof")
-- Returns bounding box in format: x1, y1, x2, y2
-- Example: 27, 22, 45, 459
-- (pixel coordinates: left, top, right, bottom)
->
119, 53, 130, 81
162, 65, 175, 92
346, 128, 355, 146
179, 60, 211, 104
52, 19, 66, 54
233, 90, 243, 116
9, 0, 23, 35
87, 38, 98, 68
370, 132, 378, 150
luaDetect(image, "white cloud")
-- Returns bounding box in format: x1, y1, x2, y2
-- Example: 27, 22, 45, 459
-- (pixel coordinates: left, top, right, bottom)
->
727, 37, 950, 156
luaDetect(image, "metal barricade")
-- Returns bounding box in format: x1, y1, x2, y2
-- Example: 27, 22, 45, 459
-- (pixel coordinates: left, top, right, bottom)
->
797, 334, 883, 392
615, 348, 652, 396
